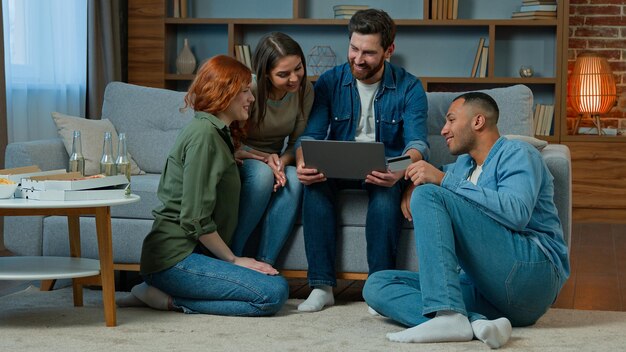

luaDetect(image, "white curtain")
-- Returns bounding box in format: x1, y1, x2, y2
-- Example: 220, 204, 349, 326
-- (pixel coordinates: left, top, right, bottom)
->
2, 0, 86, 143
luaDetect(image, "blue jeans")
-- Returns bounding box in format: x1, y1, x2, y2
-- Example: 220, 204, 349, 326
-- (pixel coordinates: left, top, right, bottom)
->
302, 179, 405, 287
143, 252, 289, 316
230, 159, 302, 265
363, 184, 565, 327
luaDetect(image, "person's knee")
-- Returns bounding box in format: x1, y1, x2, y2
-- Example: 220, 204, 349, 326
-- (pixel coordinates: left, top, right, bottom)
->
261, 276, 289, 315
242, 160, 275, 191
363, 271, 392, 305
410, 184, 442, 211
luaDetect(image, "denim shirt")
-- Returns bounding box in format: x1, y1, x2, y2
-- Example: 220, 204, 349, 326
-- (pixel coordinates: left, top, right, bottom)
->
295, 62, 429, 160
441, 137, 570, 281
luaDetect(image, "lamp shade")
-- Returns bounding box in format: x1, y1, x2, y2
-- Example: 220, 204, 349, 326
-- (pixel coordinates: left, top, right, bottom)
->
568, 53, 617, 115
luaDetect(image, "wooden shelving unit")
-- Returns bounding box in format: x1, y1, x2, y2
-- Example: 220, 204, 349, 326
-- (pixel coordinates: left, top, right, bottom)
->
128, 0, 626, 223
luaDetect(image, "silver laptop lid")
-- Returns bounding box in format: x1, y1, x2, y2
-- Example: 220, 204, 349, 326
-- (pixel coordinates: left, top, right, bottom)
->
301, 140, 386, 180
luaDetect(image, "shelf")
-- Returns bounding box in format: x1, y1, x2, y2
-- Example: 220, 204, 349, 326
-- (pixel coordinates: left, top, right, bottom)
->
130, 0, 568, 142
422, 77, 556, 84
165, 17, 559, 27
0, 256, 100, 280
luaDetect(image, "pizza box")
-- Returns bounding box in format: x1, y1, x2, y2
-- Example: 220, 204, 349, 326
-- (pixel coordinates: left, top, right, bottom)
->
21, 174, 129, 192
0, 166, 69, 198
23, 186, 130, 201
0, 166, 68, 184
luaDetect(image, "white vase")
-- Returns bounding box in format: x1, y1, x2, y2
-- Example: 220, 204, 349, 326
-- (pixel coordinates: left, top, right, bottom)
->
176, 38, 196, 74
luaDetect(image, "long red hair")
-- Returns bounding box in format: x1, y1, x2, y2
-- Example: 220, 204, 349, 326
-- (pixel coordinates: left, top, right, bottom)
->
184, 55, 251, 148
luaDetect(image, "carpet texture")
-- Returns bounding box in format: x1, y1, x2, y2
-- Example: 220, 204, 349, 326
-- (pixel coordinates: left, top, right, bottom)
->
1, 286, 625, 351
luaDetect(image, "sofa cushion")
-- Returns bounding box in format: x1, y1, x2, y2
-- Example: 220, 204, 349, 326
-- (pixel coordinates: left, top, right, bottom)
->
426, 84, 534, 167
101, 82, 194, 174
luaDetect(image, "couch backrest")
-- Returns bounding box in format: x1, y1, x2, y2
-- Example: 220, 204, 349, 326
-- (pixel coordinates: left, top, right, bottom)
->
102, 82, 194, 173
102, 82, 534, 173
426, 84, 534, 167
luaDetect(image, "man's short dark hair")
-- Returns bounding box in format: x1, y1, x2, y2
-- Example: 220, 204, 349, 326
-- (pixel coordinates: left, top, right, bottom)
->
453, 92, 500, 125
348, 9, 396, 50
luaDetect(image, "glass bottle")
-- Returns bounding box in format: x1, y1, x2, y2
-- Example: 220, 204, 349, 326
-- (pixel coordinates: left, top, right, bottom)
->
68, 130, 85, 176
100, 131, 115, 176
115, 132, 131, 181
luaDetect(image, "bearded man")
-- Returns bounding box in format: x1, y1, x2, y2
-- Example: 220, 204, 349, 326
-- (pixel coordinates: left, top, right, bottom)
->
294, 9, 429, 312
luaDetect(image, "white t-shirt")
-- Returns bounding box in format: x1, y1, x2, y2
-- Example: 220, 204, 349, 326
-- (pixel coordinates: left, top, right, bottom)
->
468, 164, 483, 185
354, 80, 380, 142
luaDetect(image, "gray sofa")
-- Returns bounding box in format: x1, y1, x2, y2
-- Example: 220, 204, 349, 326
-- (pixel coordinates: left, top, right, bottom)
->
3, 82, 571, 276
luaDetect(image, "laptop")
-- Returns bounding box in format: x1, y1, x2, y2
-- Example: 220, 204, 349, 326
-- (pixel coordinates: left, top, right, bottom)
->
301, 140, 387, 180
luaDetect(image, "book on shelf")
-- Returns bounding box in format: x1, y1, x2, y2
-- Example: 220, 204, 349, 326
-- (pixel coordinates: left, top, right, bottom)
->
437, 0, 443, 19
431, 0, 458, 20
173, 0, 180, 18
234, 45, 252, 70
520, 4, 557, 12
334, 9, 360, 16
522, 0, 556, 5
511, 14, 557, 20
451, 0, 458, 20
333, 5, 368, 11
470, 37, 485, 77
512, 10, 556, 18
180, 0, 188, 18
532, 103, 542, 135
534, 104, 546, 135
478, 46, 488, 78
242, 44, 252, 70
533, 103, 555, 136
542, 104, 554, 136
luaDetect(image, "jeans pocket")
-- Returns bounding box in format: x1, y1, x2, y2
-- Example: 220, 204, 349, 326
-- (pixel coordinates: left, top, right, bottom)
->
505, 260, 559, 314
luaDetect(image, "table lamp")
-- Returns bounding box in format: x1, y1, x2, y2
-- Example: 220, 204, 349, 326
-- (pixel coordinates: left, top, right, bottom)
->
568, 53, 617, 135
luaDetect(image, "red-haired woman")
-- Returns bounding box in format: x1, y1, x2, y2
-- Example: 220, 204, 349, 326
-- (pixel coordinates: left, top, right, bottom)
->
119, 55, 288, 316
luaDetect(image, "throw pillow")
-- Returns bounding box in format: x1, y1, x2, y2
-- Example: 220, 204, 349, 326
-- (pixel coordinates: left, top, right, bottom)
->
52, 112, 144, 176
504, 134, 548, 151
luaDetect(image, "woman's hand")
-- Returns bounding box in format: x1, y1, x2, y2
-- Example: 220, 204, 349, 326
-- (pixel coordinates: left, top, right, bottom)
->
233, 256, 280, 275
234, 148, 266, 165
266, 153, 286, 191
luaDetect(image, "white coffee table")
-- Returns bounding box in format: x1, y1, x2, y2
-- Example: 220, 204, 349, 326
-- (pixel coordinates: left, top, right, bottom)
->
0, 195, 140, 327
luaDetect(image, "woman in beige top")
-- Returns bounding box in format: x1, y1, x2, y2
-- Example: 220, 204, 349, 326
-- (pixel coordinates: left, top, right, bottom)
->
230, 32, 313, 265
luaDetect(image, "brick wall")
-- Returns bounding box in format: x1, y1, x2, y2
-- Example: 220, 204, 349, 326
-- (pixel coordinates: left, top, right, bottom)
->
568, 0, 626, 133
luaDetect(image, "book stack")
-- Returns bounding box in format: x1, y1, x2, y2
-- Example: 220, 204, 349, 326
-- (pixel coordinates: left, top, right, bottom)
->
430, 0, 459, 20
234, 44, 252, 70
511, 0, 557, 20
533, 103, 555, 136
470, 38, 488, 78
333, 5, 368, 19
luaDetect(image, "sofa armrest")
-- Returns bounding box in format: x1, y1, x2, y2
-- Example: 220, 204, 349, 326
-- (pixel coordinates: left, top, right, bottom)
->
541, 144, 572, 251
5, 138, 68, 170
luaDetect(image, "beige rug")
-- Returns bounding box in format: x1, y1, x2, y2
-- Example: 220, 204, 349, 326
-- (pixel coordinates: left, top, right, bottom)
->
1, 286, 625, 351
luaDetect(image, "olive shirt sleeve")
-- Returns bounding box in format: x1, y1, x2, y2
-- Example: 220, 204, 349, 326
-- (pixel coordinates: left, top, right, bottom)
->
178, 135, 223, 240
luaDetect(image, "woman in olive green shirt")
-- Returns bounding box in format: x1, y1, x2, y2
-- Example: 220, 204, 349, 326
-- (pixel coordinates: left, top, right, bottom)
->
120, 55, 288, 316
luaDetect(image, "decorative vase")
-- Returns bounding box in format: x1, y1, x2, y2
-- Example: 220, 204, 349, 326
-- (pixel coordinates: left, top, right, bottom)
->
176, 38, 196, 74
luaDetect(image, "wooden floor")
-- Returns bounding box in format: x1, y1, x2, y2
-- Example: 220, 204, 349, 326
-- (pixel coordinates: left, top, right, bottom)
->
2, 222, 626, 311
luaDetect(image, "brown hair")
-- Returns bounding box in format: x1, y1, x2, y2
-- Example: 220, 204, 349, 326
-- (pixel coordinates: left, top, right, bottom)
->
348, 9, 396, 50
184, 55, 252, 148
252, 32, 307, 129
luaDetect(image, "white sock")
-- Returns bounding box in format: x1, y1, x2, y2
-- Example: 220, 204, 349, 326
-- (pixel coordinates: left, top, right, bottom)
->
130, 282, 170, 311
471, 318, 512, 349
386, 310, 473, 343
115, 292, 148, 308
297, 286, 334, 312
368, 306, 381, 317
